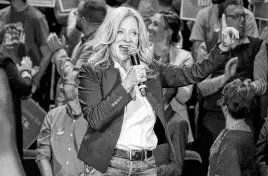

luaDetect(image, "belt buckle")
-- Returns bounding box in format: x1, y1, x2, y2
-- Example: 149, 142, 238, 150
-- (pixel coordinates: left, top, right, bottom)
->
144, 150, 147, 160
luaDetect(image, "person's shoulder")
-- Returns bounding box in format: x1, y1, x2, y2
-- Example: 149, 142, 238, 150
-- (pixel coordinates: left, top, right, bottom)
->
80, 62, 104, 79
45, 105, 68, 126
26, 5, 46, 20
196, 5, 213, 16
244, 7, 254, 17
47, 105, 67, 117
227, 130, 254, 146
0, 6, 10, 17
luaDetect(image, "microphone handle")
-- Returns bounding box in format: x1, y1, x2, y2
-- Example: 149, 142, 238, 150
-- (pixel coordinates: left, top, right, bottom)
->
138, 82, 147, 96
130, 54, 147, 96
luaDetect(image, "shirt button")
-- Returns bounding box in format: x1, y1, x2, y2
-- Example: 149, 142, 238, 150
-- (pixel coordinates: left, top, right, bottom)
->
68, 148, 71, 151
70, 133, 73, 137
73, 120, 76, 123
66, 161, 69, 165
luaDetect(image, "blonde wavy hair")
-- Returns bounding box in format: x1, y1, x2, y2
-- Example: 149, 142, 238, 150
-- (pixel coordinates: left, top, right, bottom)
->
88, 6, 153, 70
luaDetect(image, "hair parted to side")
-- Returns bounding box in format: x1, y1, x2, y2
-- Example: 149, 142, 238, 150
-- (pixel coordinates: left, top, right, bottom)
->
218, 79, 257, 120
158, 10, 183, 43
88, 6, 152, 70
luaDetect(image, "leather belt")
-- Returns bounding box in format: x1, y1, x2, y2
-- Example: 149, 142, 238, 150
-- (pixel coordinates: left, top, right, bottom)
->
113, 148, 153, 161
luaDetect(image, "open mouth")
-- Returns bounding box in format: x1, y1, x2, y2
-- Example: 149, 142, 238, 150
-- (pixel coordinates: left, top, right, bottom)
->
119, 45, 130, 53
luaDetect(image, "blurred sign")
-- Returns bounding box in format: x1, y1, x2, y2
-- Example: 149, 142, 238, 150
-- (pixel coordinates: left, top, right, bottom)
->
58, 0, 79, 12
180, 0, 212, 21
21, 98, 46, 149
0, 0, 55, 7
254, 2, 268, 21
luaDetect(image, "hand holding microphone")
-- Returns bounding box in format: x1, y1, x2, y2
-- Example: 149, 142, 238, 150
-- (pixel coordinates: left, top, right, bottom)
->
121, 47, 147, 96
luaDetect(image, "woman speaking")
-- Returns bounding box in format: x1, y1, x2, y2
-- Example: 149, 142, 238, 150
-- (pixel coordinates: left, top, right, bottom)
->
77, 6, 239, 175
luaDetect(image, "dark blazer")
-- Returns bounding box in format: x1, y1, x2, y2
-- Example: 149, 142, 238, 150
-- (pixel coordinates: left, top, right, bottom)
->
77, 45, 229, 173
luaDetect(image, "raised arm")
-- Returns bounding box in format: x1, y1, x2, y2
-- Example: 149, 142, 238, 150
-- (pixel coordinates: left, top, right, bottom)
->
155, 44, 229, 88
157, 14, 239, 88
252, 41, 267, 95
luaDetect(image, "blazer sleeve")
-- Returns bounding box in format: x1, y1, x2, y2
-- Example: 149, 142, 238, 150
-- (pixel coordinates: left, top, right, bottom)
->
255, 119, 268, 176
154, 45, 229, 88
1, 57, 32, 96
78, 64, 132, 131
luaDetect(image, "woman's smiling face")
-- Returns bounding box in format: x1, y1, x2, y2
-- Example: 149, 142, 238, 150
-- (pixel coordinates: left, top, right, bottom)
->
110, 16, 139, 62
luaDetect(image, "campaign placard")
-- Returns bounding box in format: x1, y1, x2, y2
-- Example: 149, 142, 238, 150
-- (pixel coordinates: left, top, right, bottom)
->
58, 0, 79, 13
21, 98, 46, 149
254, 1, 268, 21
0, 0, 55, 7
180, 0, 212, 21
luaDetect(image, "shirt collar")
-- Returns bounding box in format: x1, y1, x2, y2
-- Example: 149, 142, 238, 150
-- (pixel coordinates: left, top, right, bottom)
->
66, 104, 83, 120
81, 30, 96, 43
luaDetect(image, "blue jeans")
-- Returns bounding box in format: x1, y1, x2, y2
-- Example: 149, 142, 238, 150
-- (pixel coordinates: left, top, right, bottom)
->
85, 156, 157, 176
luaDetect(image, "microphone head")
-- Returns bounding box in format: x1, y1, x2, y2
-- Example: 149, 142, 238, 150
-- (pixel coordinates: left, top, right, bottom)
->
128, 46, 138, 55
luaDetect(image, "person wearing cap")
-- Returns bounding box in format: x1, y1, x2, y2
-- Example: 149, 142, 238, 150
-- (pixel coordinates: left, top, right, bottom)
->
47, 0, 107, 106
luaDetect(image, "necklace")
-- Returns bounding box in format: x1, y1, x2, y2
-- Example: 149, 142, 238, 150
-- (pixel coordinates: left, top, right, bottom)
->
207, 120, 245, 176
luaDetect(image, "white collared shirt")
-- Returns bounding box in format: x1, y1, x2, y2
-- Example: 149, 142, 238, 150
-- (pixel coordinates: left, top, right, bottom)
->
114, 61, 158, 151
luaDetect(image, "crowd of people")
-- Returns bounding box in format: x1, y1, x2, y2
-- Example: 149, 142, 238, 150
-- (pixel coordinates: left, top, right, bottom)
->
1, 0, 268, 176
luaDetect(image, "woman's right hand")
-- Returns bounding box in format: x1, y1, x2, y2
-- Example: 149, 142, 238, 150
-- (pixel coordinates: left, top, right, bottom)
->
121, 65, 147, 93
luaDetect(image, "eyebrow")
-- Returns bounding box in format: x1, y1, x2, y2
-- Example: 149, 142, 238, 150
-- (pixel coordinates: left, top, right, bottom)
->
118, 28, 139, 32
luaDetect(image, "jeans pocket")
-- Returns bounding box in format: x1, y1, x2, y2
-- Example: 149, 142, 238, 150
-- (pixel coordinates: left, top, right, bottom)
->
144, 155, 156, 168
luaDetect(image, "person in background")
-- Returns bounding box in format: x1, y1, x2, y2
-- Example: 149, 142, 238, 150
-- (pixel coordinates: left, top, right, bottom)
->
66, 0, 114, 56
0, 0, 52, 110
54, 0, 81, 55
0, 22, 39, 159
47, 0, 107, 106
195, 0, 267, 175
208, 79, 256, 176
148, 10, 193, 175
76, 6, 240, 175
0, 22, 27, 176
0, 68, 26, 176
138, 0, 179, 27
36, 68, 88, 176
190, 0, 259, 61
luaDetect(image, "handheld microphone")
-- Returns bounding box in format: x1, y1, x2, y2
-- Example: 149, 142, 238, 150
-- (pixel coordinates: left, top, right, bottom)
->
128, 47, 147, 96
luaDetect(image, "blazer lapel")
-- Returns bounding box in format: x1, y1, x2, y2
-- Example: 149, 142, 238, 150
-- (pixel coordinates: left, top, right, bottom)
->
102, 66, 120, 97
145, 77, 166, 126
